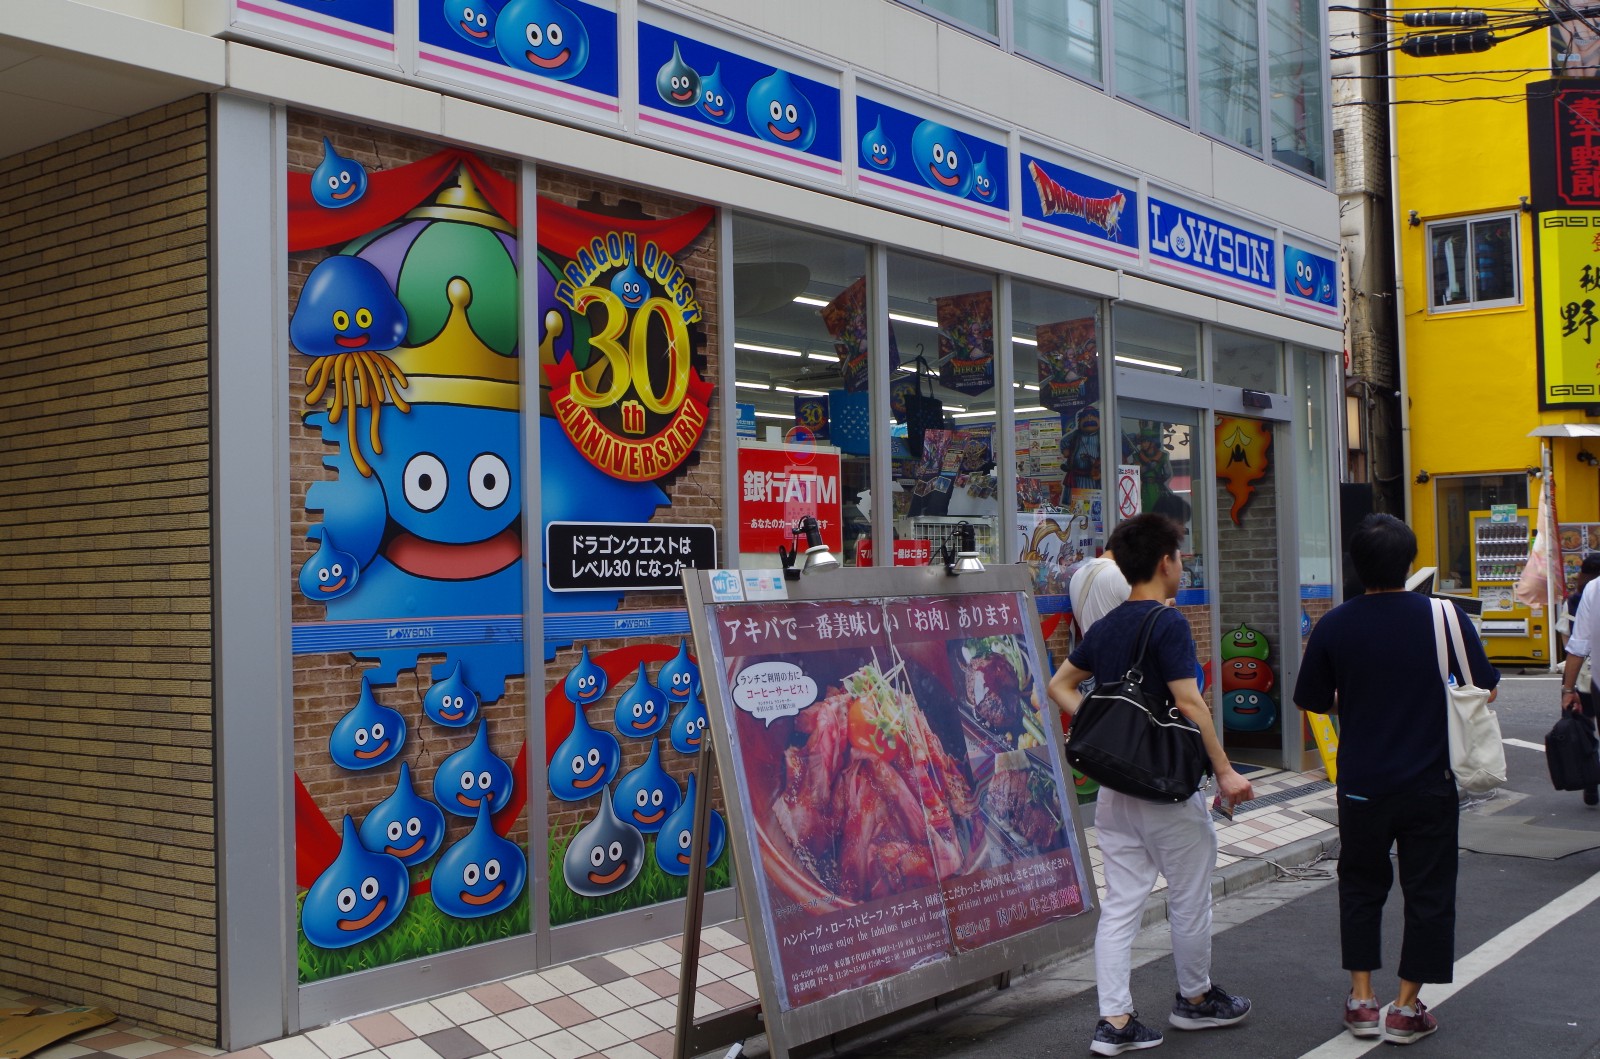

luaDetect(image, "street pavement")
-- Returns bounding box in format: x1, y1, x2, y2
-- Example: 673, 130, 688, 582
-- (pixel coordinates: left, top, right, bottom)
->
820, 671, 1600, 1059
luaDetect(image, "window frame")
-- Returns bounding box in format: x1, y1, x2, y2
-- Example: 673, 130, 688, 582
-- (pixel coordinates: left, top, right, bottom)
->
1425, 211, 1523, 314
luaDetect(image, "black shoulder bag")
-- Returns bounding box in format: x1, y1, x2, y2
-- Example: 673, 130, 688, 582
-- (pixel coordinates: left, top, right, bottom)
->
1065, 605, 1211, 802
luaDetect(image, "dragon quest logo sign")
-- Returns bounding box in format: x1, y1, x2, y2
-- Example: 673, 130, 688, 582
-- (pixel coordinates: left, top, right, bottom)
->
1147, 197, 1275, 298
545, 228, 713, 482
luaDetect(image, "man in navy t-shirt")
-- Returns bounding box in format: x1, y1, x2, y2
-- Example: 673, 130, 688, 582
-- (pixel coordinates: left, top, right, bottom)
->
1295, 513, 1498, 1046
1049, 514, 1254, 1056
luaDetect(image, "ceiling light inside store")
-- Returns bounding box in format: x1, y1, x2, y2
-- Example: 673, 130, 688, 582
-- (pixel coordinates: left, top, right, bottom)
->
1011, 383, 1041, 391
735, 342, 805, 357
1114, 354, 1184, 373
951, 410, 995, 420
735, 381, 773, 390
792, 295, 831, 307
807, 351, 836, 360
1012, 336, 1039, 347
755, 411, 798, 421
776, 386, 829, 396
889, 312, 939, 327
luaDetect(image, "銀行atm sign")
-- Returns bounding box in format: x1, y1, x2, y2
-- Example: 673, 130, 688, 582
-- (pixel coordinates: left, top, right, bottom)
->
737, 445, 842, 554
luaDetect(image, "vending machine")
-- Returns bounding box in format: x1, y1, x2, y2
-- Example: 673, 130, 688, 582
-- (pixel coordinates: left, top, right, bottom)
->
1470, 507, 1548, 663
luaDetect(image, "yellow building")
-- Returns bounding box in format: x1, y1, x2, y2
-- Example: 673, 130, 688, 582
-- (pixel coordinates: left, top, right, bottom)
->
1396, 4, 1600, 663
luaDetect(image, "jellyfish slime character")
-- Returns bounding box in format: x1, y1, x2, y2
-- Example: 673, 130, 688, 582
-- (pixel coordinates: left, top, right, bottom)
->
432, 799, 528, 918
655, 772, 726, 877
561, 784, 645, 897
433, 720, 515, 817
612, 738, 680, 834
359, 762, 446, 866
301, 815, 409, 948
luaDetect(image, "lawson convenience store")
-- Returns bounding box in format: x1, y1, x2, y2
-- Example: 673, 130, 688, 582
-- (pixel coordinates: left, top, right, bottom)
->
0, 0, 1343, 1048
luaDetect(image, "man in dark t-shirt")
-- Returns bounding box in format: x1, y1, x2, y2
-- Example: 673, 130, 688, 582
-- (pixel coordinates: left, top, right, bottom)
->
1295, 513, 1499, 1047
1050, 514, 1253, 1056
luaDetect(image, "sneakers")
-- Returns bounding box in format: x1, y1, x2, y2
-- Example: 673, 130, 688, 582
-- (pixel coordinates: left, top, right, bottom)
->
1089, 1013, 1164, 1055
1344, 994, 1381, 1038
1383, 1000, 1439, 1045
1168, 984, 1251, 1030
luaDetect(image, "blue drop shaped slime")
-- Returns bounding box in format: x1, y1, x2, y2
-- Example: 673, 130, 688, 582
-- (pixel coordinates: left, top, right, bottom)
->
861, 117, 895, 170
696, 62, 735, 125
910, 120, 973, 198
432, 800, 527, 918
301, 815, 408, 948
658, 638, 701, 705
494, 0, 590, 81
970, 152, 996, 202
564, 644, 609, 706
549, 699, 622, 801
298, 528, 360, 601
612, 738, 680, 834
359, 762, 446, 866
670, 694, 708, 755
747, 68, 816, 152
655, 772, 725, 877
614, 662, 668, 737
433, 720, 515, 817
609, 261, 649, 309
444, 0, 497, 48
311, 138, 368, 209
424, 660, 480, 728
329, 676, 406, 770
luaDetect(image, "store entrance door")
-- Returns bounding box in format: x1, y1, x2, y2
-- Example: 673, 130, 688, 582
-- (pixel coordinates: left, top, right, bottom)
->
1212, 414, 1287, 768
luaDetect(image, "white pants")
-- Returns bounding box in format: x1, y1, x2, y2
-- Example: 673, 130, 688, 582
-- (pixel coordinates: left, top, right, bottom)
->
1093, 787, 1219, 1017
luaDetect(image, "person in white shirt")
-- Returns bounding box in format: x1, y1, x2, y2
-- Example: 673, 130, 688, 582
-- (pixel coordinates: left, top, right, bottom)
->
1071, 552, 1130, 634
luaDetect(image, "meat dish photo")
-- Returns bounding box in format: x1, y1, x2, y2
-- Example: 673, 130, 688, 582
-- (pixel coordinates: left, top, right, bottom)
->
765, 661, 985, 905
983, 753, 1067, 857
955, 635, 1050, 750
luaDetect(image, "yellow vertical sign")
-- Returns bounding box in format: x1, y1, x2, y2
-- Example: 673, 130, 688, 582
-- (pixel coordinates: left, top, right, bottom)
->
1306, 711, 1339, 783
1539, 210, 1600, 406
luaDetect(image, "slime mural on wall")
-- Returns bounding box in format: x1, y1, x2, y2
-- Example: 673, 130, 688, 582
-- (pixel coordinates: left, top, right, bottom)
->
417, 0, 620, 114
1220, 622, 1279, 732
854, 96, 1010, 216
289, 134, 531, 981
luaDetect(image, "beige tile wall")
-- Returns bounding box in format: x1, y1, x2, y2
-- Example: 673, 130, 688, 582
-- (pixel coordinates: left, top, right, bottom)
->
0, 96, 218, 1042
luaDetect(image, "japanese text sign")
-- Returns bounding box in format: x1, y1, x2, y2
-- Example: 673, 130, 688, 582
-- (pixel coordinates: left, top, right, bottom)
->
1536, 211, 1600, 407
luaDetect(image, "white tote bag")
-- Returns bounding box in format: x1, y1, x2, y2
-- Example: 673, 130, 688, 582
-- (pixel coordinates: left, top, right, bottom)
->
1432, 598, 1507, 793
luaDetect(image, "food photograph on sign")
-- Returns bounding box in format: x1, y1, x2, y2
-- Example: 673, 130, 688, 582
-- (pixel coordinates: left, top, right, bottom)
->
705, 594, 1089, 1011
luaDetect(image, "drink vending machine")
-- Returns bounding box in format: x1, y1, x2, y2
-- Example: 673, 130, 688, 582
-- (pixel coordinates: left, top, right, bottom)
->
1469, 507, 1547, 662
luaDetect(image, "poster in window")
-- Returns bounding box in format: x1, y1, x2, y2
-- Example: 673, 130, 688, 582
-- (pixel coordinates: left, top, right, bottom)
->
935, 290, 995, 396
1036, 317, 1099, 411
820, 277, 900, 392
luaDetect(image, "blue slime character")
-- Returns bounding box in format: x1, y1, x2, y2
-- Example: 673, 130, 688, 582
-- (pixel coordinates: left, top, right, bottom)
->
970, 153, 997, 203
658, 638, 701, 705
697, 63, 735, 125
359, 762, 446, 866
494, 0, 589, 81
444, 0, 497, 47
289, 255, 409, 358
432, 800, 527, 918
655, 772, 725, 877
1222, 690, 1279, 733
329, 676, 406, 770
748, 68, 816, 152
434, 720, 515, 817
655, 41, 700, 108
910, 120, 974, 198
301, 815, 409, 948
614, 662, 668, 737
669, 694, 708, 755
612, 738, 680, 833
609, 261, 648, 309
311, 139, 369, 210
564, 645, 608, 706
561, 784, 645, 897
424, 661, 480, 728
549, 699, 622, 801
860, 116, 895, 170
298, 527, 360, 602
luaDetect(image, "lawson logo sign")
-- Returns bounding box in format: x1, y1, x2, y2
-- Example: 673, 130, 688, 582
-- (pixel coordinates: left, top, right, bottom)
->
1147, 197, 1275, 297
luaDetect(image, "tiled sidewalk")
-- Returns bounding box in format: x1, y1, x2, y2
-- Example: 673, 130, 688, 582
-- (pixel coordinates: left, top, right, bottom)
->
9, 767, 1337, 1059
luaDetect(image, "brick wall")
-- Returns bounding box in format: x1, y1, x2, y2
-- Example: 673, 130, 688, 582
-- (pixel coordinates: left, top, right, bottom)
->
0, 98, 218, 1041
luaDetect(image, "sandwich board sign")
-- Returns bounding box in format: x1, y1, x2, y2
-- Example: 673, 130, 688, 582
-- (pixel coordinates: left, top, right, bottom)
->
678, 564, 1097, 1059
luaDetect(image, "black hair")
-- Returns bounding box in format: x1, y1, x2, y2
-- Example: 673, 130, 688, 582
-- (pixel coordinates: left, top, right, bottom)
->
1107, 513, 1185, 586
1349, 512, 1416, 591
1151, 491, 1192, 525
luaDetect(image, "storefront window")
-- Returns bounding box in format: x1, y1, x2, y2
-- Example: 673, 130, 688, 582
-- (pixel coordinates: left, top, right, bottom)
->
1115, 0, 1189, 119
887, 252, 1000, 564
1114, 305, 1201, 378
731, 217, 871, 568
1296, 347, 1333, 605
1012, 282, 1104, 602
1213, 328, 1282, 391
1197, 0, 1262, 150
1434, 473, 1530, 593
1016, 0, 1103, 82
